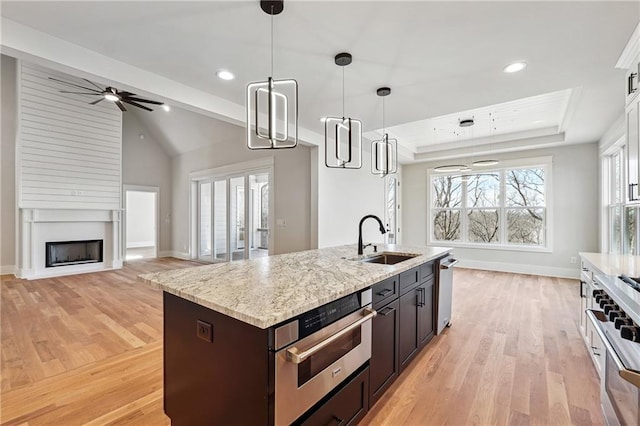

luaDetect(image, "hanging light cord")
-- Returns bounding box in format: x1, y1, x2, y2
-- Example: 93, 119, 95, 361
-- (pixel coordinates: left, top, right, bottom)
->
382, 97, 386, 135
342, 67, 345, 118
270, 6, 274, 78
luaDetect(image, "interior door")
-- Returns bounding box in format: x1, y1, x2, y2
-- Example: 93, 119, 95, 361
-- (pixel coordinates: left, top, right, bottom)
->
230, 176, 245, 261
249, 173, 269, 259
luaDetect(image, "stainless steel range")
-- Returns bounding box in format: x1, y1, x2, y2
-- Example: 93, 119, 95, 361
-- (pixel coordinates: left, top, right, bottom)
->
588, 274, 640, 425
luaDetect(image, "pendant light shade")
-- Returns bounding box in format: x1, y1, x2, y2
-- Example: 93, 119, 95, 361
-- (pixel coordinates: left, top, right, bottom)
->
371, 87, 397, 177
246, 0, 298, 150
325, 53, 362, 168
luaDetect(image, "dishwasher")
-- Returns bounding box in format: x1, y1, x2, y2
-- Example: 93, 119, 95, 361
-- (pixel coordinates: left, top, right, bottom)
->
437, 255, 458, 334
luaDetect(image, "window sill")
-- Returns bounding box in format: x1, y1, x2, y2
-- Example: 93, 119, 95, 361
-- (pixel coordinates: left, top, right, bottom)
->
428, 241, 552, 253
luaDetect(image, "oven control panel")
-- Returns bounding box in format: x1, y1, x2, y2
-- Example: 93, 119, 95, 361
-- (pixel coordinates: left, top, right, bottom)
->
299, 293, 361, 339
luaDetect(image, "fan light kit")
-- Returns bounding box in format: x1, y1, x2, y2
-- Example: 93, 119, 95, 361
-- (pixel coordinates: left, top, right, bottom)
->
324, 52, 362, 169
246, 0, 298, 150
371, 87, 398, 177
49, 77, 164, 112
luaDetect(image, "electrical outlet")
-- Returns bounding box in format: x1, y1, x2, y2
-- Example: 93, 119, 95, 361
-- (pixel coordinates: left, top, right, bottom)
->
196, 320, 213, 342
570, 256, 577, 264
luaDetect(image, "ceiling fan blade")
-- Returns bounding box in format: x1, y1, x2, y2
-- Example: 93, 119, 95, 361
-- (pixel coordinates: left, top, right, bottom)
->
122, 99, 153, 111
125, 96, 164, 105
118, 91, 136, 97
82, 78, 104, 91
60, 91, 102, 95
48, 77, 101, 93
89, 98, 105, 105
115, 101, 127, 112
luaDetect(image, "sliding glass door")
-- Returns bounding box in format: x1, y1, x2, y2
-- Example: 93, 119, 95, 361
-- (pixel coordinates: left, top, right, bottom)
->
196, 170, 271, 262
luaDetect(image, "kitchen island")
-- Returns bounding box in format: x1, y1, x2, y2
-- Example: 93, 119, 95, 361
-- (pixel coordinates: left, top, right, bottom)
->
140, 244, 452, 425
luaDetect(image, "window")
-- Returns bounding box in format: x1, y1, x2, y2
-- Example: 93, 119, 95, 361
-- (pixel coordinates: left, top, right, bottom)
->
429, 159, 550, 251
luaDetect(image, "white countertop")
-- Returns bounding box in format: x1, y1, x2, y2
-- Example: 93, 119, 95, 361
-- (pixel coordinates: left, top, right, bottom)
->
139, 244, 452, 329
580, 252, 640, 324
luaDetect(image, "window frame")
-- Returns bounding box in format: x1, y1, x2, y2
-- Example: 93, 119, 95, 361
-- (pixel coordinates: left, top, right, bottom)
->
427, 156, 553, 253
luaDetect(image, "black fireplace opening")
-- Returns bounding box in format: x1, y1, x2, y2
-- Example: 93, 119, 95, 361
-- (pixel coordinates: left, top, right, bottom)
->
46, 239, 104, 268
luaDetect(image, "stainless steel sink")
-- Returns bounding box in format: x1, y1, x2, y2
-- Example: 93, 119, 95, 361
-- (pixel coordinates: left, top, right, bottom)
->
359, 252, 419, 265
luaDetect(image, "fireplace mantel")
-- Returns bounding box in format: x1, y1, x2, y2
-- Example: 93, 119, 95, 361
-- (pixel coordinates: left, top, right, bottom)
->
18, 208, 123, 279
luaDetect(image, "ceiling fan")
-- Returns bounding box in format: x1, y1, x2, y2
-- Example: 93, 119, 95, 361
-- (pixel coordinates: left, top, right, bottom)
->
48, 77, 164, 112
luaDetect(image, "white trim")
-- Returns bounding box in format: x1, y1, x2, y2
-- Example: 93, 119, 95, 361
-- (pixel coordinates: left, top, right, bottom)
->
158, 250, 190, 260
615, 22, 640, 70
458, 259, 579, 279
126, 241, 156, 249
1, 265, 16, 276
189, 157, 274, 181
427, 156, 553, 251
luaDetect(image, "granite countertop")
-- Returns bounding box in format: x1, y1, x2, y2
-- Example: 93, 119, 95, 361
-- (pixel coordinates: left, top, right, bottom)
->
139, 244, 452, 329
580, 252, 640, 324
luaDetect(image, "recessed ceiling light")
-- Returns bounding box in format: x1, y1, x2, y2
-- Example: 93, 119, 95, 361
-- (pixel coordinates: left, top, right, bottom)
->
162, 104, 171, 112
503, 62, 527, 73
216, 70, 235, 81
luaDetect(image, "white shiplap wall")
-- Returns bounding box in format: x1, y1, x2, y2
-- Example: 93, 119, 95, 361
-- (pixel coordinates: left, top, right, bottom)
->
18, 63, 122, 209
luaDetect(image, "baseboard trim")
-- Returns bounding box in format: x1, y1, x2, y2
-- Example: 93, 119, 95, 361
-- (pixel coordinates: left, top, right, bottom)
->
458, 259, 579, 279
158, 251, 191, 260
126, 241, 156, 249
1, 265, 16, 276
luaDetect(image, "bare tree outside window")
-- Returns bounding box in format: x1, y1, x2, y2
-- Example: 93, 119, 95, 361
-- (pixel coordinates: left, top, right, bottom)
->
505, 168, 545, 245
467, 174, 500, 243
432, 176, 462, 241
430, 166, 547, 247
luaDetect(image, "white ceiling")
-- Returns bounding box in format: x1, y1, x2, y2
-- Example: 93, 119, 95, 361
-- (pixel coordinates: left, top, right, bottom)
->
1, 1, 638, 160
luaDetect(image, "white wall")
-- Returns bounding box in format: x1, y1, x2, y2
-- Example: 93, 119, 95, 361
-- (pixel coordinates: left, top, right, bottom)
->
171, 123, 311, 257
1, 55, 17, 273
125, 191, 156, 248
402, 143, 599, 278
122, 113, 173, 253
316, 142, 394, 249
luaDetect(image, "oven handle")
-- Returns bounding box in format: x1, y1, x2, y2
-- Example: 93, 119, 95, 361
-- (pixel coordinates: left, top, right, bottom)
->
587, 309, 640, 388
286, 307, 377, 365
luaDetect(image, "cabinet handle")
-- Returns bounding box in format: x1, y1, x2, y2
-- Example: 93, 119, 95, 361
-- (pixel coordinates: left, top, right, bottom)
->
417, 288, 425, 307
629, 72, 638, 95
422, 287, 426, 306
327, 415, 345, 426
379, 306, 396, 316
377, 288, 393, 297
580, 281, 586, 298
591, 346, 601, 357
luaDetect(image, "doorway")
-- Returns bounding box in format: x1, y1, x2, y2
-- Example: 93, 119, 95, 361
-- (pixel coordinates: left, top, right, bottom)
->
124, 187, 158, 260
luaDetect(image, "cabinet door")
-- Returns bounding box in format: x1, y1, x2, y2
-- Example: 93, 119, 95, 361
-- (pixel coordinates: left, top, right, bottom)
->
418, 280, 435, 348
586, 318, 604, 378
627, 99, 639, 202
369, 299, 399, 407
579, 280, 587, 338
398, 289, 419, 373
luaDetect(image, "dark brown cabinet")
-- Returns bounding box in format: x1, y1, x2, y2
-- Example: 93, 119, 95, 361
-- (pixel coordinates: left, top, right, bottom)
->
398, 287, 420, 372
417, 279, 435, 347
296, 366, 369, 426
369, 299, 399, 407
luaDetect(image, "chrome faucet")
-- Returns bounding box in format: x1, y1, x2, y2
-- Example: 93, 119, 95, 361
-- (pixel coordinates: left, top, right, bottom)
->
358, 215, 387, 255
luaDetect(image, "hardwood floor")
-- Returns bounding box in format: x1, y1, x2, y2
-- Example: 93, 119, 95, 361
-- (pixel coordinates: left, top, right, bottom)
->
1, 262, 603, 425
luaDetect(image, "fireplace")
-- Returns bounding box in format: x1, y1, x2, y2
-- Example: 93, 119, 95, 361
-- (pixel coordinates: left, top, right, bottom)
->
45, 240, 104, 268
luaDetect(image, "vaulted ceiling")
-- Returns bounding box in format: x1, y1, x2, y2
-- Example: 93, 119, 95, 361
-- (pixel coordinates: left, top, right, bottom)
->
2, 1, 638, 160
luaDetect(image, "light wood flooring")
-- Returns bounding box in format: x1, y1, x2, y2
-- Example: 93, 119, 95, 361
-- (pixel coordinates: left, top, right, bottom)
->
1, 260, 603, 425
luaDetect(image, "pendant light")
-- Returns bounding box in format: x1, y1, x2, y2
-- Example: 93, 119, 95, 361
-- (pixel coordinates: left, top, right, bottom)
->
371, 87, 397, 177
472, 112, 499, 167
246, 0, 298, 150
324, 52, 362, 169
433, 119, 473, 173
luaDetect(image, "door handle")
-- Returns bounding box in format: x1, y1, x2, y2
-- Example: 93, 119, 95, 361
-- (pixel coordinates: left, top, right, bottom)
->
630, 183, 638, 201
629, 72, 638, 95
286, 307, 377, 364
